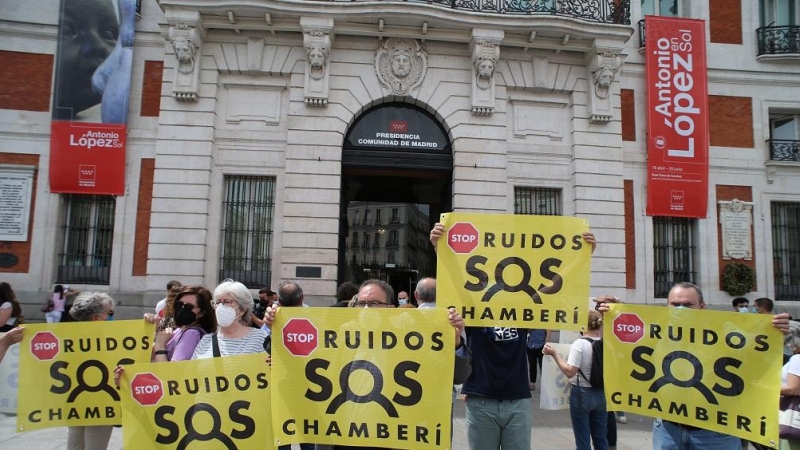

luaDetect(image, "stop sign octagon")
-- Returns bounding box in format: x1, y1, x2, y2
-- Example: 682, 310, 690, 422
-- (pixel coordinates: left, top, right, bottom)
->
30, 331, 60, 360
283, 318, 318, 357
447, 222, 480, 254
613, 313, 645, 344
130, 372, 164, 406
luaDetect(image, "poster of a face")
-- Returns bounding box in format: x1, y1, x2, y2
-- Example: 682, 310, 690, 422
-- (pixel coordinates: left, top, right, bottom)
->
51, 0, 134, 124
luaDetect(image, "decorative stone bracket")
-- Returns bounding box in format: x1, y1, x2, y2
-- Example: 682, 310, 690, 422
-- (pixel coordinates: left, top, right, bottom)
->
470, 29, 503, 116
301, 17, 334, 107
586, 50, 621, 123
168, 22, 204, 102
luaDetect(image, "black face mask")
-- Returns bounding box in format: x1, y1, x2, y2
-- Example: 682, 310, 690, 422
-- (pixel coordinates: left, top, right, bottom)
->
174, 306, 197, 327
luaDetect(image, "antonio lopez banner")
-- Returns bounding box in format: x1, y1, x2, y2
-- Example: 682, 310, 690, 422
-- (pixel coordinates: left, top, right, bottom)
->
645, 16, 709, 218
120, 354, 272, 449
436, 213, 591, 330
49, 0, 136, 195
604, 304, 781, 447
16, 320, 153, 431
272, 308, 454, 449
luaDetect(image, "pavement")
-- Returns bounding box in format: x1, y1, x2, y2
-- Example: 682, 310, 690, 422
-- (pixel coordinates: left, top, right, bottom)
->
0, 387, 656, 449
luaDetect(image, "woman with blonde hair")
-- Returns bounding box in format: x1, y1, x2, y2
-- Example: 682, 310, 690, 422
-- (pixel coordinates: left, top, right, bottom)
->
544, 310, 608, 450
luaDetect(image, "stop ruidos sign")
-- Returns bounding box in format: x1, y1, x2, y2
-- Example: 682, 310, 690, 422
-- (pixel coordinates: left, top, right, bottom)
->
447, 222, 479, 254
283, 318, 318, 356
30, 331, 60, 360
613, 312, 645, 344
130, 372, 164, 406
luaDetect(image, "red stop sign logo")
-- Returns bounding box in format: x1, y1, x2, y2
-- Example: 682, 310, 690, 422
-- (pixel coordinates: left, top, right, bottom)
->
30, 331, 60, 360
447, 222, 480, 254
613, 313, 645, 344
283, 318, 318, 356
131, 373, 164, 406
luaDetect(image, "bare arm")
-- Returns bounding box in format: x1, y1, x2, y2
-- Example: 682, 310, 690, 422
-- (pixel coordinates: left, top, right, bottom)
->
542, 343, 579, 379
782, 372, 800, 396
0, 327, 23, 363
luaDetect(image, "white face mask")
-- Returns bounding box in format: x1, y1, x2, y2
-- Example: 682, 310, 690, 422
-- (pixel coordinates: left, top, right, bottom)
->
398, 299, 408, 306
215, 304, 239, 327
738, 307, 749, 313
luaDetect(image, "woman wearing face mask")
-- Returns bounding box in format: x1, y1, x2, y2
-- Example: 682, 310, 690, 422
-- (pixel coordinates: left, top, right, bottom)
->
152, 285, 216, 362
191, 279, 267, 359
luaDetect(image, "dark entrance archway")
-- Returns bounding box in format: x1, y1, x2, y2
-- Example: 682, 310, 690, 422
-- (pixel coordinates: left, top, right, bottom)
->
338, 103, 453, 301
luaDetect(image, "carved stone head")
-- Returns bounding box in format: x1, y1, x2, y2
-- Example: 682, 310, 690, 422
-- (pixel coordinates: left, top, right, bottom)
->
375, 38, 427, 96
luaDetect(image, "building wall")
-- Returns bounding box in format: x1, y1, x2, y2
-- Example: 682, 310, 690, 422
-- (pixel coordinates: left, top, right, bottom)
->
1, 0, 799, 317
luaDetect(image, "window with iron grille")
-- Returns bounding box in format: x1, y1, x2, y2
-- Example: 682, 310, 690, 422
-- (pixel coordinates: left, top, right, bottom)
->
772, 202, 800, 300
58, 195, 115, 285
653, 216, 697, 298
219, 176, 275, 289
514, 187, 561, 215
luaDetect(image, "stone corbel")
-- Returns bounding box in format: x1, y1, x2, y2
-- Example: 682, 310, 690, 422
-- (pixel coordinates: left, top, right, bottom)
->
470, 29, 503, 116
586, 49, 622, 123
167, 22, 204, 102
301, 17, 334, 107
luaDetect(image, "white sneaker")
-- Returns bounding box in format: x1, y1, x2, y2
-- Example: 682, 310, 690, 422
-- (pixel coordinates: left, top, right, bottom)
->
616, 412, 627, 424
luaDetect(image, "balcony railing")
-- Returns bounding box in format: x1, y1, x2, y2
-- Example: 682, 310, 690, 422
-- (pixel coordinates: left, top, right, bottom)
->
328, 0, 630, 24
769, 139, 800, 162
757, 25, 800, 56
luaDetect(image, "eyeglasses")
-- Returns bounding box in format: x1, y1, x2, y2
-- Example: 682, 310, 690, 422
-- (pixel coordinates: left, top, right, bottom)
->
175, 301, 198, 310
213, 299, 238, 308
355, 300, 389, 308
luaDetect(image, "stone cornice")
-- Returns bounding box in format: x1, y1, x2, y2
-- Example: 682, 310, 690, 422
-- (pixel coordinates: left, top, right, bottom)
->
159, 0, 632, 53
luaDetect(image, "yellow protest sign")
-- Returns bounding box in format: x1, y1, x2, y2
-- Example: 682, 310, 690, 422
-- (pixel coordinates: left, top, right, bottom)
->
604, 304, 782, 447
16, 320, 153, 431
272, 308, 454, 449
120, 353, 272, 449
436, 212, 591, 330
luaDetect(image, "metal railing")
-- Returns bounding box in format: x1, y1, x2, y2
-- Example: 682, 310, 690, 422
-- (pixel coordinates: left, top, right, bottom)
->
327, 0, 630, 23
769, 139, 800, 162
772, 202, 800, 301
652, 216, 696, 298
757, 25, 800, 56
57, 195, 116, 285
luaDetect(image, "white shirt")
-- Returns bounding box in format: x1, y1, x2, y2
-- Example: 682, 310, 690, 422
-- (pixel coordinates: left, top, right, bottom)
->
783, 354, 800, 386
567, 337, 599, 388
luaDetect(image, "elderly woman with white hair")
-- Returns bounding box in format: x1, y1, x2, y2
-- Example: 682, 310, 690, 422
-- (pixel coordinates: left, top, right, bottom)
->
66, 292, 115, 450
191, 279, 266, 359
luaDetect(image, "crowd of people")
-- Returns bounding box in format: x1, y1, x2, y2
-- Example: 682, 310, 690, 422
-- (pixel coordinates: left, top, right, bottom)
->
0, 221, 798, 450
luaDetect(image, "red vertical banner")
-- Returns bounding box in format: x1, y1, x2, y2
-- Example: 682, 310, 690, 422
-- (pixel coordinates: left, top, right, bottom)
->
49, 0, 136, 195
645, 16, 709, 218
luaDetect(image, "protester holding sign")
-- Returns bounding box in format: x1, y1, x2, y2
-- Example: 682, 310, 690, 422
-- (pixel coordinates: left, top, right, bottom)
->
66, 292, 116, 450
191, 279, 266, 359
544, 310, 608, 450
430, 221, 597, 450
152, 285, 216, 362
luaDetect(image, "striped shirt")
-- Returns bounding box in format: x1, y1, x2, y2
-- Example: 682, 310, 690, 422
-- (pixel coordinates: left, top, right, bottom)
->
191, 328, 267, 359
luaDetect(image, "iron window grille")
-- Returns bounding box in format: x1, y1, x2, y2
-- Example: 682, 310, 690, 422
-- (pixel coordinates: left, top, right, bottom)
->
772, 202, 800, 300
653, 216, 697, 298
514, 187, 562, 215
219, 176, 274, 289
57, 195, 115, 285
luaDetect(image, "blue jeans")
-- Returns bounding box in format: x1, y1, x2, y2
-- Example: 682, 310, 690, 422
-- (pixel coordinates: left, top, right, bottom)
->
466, 396, 532, 450
652, 419, 741, 450
569, 385, 608, 450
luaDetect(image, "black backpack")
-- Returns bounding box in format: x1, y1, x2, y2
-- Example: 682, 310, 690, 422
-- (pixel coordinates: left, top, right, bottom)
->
577, 337, 604, 389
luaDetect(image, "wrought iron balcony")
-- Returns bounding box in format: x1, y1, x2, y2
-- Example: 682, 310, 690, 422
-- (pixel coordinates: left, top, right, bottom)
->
328, 0, 630, 24
769, 139, 800, 162
757, 25, 800, 56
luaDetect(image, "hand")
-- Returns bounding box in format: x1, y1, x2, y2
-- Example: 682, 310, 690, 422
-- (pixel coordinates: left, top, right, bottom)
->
448, 307, 465, 348
542, 343, 556, 357
773, 313, 791, 333
582, 231, 597, 254
143, 313, 159, 324
264, 305, 277, 329
113, 365, 125, 388
593, 295, 621, 314
155, 328, 174, 349
0, 326, 23, 347
430, 223, 445, 248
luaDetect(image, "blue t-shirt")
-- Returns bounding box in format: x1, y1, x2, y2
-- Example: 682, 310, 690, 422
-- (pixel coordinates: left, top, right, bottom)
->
527, 329, 547, 349
461, 326, 531, 400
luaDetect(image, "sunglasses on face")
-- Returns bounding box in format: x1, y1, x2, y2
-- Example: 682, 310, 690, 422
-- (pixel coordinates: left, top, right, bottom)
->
175, 301, 198, 310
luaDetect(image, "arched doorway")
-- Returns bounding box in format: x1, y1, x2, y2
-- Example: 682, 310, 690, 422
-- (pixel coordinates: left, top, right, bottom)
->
338, 103, 453, 300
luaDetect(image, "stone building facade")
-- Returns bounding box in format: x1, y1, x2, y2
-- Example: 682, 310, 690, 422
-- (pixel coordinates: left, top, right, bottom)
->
1, 0, 799, 315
